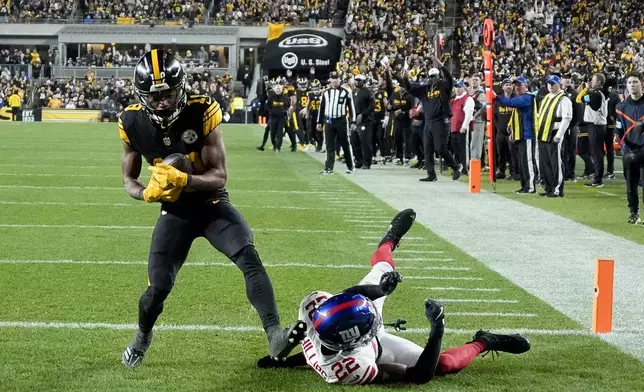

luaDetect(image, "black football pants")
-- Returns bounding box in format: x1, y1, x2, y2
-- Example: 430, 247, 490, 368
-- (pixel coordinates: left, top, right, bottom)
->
588, 124, 606, 183
351, 121, 373, 168
424, 119, 458, 177
539, 140, 565, 196
623, 148, 644, 215
324, 119, 354, 171
269, 116, 286, 150
137, 201, 280, 334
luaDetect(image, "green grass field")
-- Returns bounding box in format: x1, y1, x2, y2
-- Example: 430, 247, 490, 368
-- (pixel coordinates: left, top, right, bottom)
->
0, 123, 642, 392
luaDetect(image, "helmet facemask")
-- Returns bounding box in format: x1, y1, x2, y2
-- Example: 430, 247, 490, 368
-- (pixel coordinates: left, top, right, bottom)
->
136, 73, 187, 127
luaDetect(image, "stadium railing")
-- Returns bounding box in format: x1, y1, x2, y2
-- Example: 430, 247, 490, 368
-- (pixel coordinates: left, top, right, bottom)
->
51, 66, 230, 80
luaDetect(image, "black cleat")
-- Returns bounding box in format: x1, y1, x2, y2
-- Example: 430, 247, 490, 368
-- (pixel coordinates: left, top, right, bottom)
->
628, 213, 640, 224
378, 209, 416, 250
256, 146, 265, 151
268, 321, 307, 361
122, 329, 153, 368
471, 330, 531, 355
420, 176, 438, 182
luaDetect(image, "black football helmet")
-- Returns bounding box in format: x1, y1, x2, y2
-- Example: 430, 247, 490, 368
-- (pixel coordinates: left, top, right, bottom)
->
310, 79, 321, 90
134, 49, 187, 126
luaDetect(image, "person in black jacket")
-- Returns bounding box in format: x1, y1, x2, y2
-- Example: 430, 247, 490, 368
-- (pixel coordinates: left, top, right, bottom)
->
351, 74, 376, 169
403, 55, 461, 182
561, 74, 583, 181
266, 83, 291, 152
604, 76, 621, 179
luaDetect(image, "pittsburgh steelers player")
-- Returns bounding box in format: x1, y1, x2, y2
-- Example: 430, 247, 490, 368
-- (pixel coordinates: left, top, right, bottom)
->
118, 50, 305, 368
306, 79, 324, 152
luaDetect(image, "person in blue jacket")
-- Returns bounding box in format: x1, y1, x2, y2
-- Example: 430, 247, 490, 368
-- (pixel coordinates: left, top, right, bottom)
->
616, 72, 644, 224
493, 76, 538, 194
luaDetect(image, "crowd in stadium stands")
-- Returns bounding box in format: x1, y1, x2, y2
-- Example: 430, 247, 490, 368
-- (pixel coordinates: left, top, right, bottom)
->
31, 68, 232, 112
214, 0, 340, 26
458, 0, 643, 80
78, 0, 206, 25
2, 0, 75, 21
69, 45, 223, 68
341, 0, 445, 79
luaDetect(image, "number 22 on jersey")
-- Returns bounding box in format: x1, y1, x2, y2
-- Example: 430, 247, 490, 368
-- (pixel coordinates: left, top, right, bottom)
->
331, 357, 360, 382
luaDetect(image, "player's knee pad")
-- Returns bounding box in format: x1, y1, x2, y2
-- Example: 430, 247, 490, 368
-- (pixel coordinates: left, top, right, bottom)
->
140, 286, 171, 309
231, 245, 265, 272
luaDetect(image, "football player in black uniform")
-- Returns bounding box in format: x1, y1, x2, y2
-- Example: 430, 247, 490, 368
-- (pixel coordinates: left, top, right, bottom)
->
373, 79, 389, 164
283, 78, 299, 151
307, 79, 324, 152
293, 77, 311, 150
119, 50, 305, 368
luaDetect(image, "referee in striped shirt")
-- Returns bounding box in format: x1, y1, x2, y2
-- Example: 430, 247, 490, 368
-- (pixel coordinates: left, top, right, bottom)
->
317, 71, 356, 174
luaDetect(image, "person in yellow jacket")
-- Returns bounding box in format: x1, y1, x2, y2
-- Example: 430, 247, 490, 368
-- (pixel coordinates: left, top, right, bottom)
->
7, 90, 21, 121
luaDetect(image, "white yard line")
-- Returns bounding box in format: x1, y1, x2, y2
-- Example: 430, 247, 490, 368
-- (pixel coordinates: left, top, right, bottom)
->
394, 250, 445, 254
344, 219, 392, 223
598, 191, 618, 197
404, 276, 483, 281
396, 257, 455, 262
432, 298, 518, 303
449, 312, 536, 317
0, 320, 612, 336
359, 236, 426, 241
0, 185, 355, 195
412, 286, 501, 292
0, 259, 472, 271
0, 224, 347, 233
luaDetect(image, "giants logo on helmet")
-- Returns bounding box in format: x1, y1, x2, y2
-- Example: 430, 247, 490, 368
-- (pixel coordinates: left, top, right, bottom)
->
281, 52, 299, 69
339, 325, 361, 343
278, 34, 328, 48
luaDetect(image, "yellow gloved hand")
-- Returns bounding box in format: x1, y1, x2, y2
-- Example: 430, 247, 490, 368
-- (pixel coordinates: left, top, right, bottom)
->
142, 175, 165, 203
148, 163, 189, 189
159, 186, 182, 202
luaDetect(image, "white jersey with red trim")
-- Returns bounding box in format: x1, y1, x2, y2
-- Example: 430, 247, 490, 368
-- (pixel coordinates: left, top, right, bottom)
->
298, 291, 380, 385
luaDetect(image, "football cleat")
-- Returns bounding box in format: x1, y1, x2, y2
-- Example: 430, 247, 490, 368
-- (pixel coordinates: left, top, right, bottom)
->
378, 209, 416, 250
268, 321, 307, 361
122, 329, 153, 368
471, 330, 531, 355
627, 214, 640, 224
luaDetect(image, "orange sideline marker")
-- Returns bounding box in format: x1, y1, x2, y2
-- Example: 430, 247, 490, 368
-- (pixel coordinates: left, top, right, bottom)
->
592, 258, 614, 334
469, 159, 481, 193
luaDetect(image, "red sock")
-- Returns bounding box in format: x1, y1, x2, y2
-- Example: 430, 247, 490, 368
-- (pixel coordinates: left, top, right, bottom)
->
436, 341, 485, 375
371, 242, 395, 268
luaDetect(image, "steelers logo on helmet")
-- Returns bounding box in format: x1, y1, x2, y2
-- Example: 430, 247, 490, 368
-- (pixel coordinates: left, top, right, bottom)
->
134, 49, 187, 127
182, 129, 198, 144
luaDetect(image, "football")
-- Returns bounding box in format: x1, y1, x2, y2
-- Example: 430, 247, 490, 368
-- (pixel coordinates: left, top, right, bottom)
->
161, 153, 193, 174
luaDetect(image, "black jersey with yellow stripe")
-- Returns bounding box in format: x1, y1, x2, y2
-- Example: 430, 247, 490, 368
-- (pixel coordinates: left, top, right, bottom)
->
296, 88, 309, 111
119, 94, 228, 202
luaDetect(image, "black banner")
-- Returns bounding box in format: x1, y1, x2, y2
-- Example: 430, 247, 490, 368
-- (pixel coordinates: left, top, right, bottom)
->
0, 107, 41, 122
17, 108, 42, 122
262, 29, 342, 78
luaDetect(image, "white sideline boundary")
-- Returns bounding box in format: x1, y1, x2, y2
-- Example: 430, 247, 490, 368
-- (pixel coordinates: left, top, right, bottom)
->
0, 320, 614, 336
0, 259, 472, 271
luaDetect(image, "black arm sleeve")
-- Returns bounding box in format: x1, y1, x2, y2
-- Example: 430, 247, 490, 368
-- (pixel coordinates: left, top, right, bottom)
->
587, 91, 603, 111
404, 325, 444, 384
343, 284, 385, 301
441, 66, 454, 96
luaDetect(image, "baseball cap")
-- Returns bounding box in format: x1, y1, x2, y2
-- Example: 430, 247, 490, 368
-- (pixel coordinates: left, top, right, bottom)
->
329, 71, 339, 79
455, 81, 466, 88
355, 74, 366, 82
428, 68, 440, 77
546, 75, 561, 85
512, 76, 529, 85
502, 78, 513, 85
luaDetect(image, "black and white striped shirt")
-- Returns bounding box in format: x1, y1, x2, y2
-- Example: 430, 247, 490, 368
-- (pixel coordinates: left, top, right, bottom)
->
317, 86, 356, 123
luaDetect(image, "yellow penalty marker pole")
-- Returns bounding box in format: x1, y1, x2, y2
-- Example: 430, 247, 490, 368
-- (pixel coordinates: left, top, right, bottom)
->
592, 258, 614, 334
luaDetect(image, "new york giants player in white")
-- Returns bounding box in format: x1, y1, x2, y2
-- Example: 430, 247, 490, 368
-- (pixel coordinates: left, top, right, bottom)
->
258, 209, 531, 384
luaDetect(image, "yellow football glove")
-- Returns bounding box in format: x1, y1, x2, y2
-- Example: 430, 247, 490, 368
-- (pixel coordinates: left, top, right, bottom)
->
159, 186, 182, 202
142, 175, 165, 203
148, 163, 189, 189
